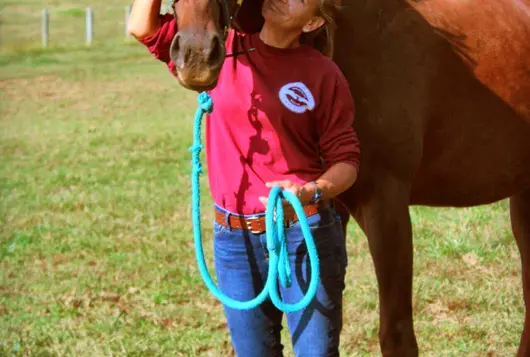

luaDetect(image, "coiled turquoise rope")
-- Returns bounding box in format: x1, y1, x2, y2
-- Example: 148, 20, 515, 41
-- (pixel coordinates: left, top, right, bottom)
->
190, 92, 320, 312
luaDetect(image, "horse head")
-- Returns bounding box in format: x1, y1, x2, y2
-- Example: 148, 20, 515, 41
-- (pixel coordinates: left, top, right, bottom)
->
169, 0, 264, 91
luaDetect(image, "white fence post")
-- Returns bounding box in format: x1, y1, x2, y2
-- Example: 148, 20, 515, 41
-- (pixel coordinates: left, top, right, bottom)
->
125, 5, 131, 40
85, 7, 93, 46
42, 9, 49, 48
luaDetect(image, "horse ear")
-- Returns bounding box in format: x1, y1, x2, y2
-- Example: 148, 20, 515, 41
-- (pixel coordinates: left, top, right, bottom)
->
233, 0, 264, 34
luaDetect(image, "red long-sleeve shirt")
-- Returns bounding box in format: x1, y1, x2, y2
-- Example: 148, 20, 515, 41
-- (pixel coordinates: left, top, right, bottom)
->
140, 15, 360, 214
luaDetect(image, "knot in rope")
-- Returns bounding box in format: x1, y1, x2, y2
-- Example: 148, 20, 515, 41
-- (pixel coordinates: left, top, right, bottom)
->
197, 91, 213, 113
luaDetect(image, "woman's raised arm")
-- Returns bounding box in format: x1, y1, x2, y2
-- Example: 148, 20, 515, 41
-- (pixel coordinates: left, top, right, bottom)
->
127, 0, 164, 39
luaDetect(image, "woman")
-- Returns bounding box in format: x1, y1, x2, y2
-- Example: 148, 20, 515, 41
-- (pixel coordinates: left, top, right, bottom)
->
128, 0, 360, 355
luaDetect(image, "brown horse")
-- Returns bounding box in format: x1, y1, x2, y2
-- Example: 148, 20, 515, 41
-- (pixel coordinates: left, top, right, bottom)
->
169, 0, 530, 355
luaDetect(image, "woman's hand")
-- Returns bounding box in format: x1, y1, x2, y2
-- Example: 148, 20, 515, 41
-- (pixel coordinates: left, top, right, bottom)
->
258, 180, 315, 218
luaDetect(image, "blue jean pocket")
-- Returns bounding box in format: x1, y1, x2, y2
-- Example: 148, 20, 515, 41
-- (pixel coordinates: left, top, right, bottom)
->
286, 209, 346, 280
213, 220, 230, 235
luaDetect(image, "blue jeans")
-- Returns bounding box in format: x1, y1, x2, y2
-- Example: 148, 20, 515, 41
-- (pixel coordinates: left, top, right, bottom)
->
213, 204, 348, 357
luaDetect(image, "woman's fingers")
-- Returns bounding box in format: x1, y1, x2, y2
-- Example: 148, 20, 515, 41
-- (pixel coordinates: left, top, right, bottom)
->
260, 181, 306, 218
265, 181, 303, 198
259, 196, 297, 217
265, 180, 294, 189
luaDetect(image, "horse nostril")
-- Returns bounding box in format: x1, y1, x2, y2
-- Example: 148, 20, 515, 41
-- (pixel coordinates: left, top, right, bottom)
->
174, 33, 181, 52
170, 33, 183, 68
207, 34, 223, 67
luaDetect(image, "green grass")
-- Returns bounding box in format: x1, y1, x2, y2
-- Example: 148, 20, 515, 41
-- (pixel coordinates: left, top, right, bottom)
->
0, 2, 524, 356
0, 1, 172, 50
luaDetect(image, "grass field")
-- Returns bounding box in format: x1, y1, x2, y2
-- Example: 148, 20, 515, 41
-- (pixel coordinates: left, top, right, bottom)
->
0, 2, 525, 356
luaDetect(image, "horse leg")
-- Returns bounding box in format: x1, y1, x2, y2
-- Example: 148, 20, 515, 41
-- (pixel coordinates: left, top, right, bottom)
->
511, 189, 530, 357
348, 175, 418, 357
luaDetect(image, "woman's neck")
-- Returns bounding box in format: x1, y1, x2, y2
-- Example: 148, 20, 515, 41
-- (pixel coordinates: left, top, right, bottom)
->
259, 23, 301, 49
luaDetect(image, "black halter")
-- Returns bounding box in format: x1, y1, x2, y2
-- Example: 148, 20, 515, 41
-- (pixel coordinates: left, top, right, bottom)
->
169, 0, 254, 57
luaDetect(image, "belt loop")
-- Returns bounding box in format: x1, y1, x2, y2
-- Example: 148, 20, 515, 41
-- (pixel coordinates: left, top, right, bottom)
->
224, 211, 232, 231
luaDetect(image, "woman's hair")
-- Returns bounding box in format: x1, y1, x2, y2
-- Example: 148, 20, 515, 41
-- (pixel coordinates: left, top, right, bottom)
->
300, 0, 342, 58
234, 0, 342, 58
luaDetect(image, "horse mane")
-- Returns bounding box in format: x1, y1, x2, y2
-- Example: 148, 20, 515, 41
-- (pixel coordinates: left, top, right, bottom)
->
234, 0, 265, 34
234, 0, 335, 58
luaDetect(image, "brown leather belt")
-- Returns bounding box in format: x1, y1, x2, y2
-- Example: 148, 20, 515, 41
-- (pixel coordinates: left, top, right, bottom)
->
214, 200, 329, 235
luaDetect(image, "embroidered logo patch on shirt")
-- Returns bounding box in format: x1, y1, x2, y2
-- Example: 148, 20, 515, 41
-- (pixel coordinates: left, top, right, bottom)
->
278, 82, 315, 114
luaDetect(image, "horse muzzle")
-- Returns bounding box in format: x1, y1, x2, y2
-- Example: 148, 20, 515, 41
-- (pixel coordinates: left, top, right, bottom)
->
170, 30, 225, 91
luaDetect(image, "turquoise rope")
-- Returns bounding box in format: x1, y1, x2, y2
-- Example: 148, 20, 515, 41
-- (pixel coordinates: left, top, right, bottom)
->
191, 92, 320, 312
